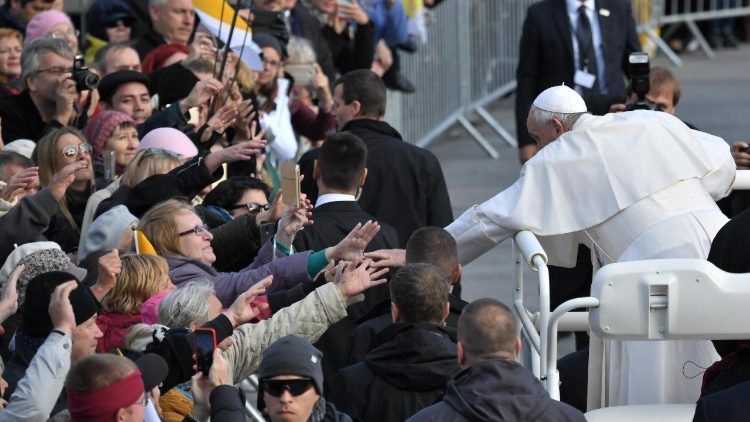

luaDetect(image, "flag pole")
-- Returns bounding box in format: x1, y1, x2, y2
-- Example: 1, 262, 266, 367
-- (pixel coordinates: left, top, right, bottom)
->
212, 0, 227, 79
208, 0, 243, 118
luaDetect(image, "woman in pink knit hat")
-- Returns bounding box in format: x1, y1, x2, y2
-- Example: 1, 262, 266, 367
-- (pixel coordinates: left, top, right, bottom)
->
84, 110, 139, 186
24, 9, 78, 52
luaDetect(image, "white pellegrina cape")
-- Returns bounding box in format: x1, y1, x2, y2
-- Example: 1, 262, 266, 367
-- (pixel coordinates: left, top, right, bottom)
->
446, 110, 736, 406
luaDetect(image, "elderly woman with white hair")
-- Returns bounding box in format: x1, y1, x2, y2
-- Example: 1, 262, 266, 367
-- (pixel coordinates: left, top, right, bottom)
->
126, 261, 386, 400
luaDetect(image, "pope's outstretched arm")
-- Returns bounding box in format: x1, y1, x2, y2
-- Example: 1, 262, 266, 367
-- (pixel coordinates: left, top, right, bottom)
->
445, 202, 515, 265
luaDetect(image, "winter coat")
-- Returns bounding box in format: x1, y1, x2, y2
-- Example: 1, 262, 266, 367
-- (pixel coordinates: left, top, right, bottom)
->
166, 237, 312, 307
330, 323, 459, 421
407, 358, 586, 422
95, 312, 142, 353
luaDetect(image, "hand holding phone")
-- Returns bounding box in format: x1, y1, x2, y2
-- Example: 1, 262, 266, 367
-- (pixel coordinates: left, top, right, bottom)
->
279, 163, 301, 207
193, 328, 217, 376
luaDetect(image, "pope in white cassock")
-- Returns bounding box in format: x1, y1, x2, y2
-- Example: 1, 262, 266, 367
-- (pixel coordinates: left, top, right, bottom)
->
446, 85, 736, 406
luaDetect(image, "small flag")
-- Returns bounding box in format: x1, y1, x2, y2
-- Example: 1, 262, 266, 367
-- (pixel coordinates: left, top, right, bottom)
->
134, 230, 158, 256
193, 0, 262, 71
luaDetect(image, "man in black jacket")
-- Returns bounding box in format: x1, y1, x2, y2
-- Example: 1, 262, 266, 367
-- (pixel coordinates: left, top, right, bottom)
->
312, 69, 453, 248
133, 0, 194, 59
407, 298, 586, 422
330, 263, 459, 422
293, 131, 399, 395
0, 38, 79, 143
347, 226, 467, 364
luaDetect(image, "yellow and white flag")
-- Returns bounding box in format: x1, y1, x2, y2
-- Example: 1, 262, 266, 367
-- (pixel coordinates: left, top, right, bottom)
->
192, 0, 262, 71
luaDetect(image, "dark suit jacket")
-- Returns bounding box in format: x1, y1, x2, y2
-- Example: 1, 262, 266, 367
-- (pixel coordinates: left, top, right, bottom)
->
515, 0, 640, 147
693, 380, 750, 422
293, 199, 399, 396
340, 119, 453, 247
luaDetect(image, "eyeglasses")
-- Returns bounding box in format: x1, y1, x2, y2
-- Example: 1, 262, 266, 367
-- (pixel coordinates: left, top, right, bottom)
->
49, 27, 77, 39
36, 66, 73, 76
261, 378, 315, 397
231, 202, 271, 214
62, 143, 93, 158
178, 224, 210, 237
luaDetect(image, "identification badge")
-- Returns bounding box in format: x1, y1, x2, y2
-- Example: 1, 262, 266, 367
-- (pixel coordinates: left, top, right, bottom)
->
574, 70, 597, 89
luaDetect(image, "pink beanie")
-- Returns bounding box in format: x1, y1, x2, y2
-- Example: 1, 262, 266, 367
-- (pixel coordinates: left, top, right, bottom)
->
84, 110, 136, 156
24, 10, 74, 47
138, 127, 198, 158
140, 290, 171, 325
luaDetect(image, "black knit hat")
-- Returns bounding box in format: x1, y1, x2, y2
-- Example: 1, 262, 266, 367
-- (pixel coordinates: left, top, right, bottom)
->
22, 271, 101, 338
256, 335, 323, 409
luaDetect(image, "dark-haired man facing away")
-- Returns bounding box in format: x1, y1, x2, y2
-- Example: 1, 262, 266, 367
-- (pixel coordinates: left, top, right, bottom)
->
293, 131, 399, 395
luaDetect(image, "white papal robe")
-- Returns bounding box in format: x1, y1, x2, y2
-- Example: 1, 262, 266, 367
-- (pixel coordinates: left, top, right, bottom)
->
446, 110, 736, 405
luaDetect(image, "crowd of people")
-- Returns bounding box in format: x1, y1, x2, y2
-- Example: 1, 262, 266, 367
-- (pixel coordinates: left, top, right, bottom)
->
0, 0, 749, 421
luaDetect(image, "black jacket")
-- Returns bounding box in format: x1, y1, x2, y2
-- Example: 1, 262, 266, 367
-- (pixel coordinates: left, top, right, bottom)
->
0, 90, 65, 142
133, 28, 167, 59
346, 294, 467, 364
293, 199, 399, 396
207, 385, 247, 422
514, 0, 640, 146
288, 2, 336, 81
339, 119, 452, 247
407, 359, 586, 422
95, 153, 222, 218
42, 187, 91, 254
330, 323, 459, 422
693, 380, 750, 422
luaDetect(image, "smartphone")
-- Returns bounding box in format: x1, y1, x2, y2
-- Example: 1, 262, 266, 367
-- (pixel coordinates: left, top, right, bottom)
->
193, 327, 216, 376
103, 150, 116, 183
285, 64, 316, 88
337, 0, 353, 4
279, 163, 301, 207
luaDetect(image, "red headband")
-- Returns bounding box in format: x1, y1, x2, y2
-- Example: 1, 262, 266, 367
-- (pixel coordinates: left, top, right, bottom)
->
68, 370, 144, 422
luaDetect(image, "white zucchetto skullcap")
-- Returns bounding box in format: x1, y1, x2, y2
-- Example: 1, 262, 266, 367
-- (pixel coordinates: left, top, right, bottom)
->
533, 84, 587, 113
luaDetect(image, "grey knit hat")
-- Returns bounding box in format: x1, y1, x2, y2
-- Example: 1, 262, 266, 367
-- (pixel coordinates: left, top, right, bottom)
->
1, 245, 86, 310
256, 335, 324, 408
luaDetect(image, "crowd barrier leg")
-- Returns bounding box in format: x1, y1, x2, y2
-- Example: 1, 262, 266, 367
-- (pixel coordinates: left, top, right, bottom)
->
456, 115, 501, 159
684, 19, 717, 58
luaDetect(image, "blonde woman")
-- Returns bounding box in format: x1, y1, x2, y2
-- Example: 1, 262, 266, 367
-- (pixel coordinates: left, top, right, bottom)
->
32, 127, 94, 255
96, 253, 174, 352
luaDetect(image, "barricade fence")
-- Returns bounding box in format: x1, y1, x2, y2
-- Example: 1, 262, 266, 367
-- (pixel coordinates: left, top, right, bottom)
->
386, 0, 750, 154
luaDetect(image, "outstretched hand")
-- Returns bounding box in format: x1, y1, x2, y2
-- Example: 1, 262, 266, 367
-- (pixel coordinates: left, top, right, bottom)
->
327, 221, 380, 262
223, 276, 272, 327
363, 249, 406, 269
334, 258, 388, 305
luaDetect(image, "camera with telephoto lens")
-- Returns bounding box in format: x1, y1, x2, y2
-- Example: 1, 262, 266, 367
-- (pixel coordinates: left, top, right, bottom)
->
72, 55, 100, 92
625, 52, 658, 111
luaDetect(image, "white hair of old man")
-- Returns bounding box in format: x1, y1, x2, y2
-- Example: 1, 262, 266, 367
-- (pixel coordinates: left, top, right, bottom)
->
528, 105, 585, 131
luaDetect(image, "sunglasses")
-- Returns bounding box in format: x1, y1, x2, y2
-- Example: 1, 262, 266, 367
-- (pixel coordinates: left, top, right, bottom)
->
178, 224, 210, 237
62, 143, 93, 158
106, 19, 133, 29
231, 202, 271, 214
261, 378, 315, 397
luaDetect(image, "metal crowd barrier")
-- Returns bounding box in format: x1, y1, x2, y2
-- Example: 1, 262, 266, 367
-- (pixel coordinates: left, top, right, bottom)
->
384, 0, 537, 157
635, 0, 750, 66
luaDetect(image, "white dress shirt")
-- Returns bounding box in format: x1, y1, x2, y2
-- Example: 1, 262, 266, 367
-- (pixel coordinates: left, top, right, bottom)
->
566, 0, 608, 94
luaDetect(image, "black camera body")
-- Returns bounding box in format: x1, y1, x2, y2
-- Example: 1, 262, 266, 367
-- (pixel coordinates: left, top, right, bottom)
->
625, 52, 658, 111
72, 55, 100, 92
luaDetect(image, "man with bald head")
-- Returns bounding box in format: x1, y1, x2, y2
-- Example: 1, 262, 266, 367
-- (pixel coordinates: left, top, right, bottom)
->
408, 299, 585, 421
